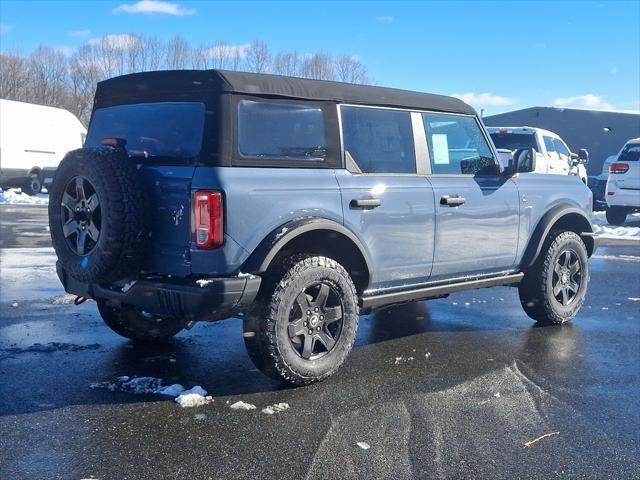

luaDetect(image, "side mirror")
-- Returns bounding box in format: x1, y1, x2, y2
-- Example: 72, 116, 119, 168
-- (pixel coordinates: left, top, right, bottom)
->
511, 147, 536, 173
578, 148, 589, 164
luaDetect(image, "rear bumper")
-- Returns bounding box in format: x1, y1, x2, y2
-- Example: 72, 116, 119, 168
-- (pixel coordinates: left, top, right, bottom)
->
56, 261, 261, 321
606, 187, 640, 208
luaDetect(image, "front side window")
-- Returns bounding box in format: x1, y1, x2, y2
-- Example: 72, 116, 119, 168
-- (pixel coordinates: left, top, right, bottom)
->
341, 106, 416, 174
554, 138, 571, 156
86, 102, 205, 160
543, 136, 557, 154
238, 100, 326, 161
423, 113, 495, 175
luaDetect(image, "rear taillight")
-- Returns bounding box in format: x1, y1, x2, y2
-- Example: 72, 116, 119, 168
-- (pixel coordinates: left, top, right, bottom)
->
194, 191, 223, 249
609, 162, 629, 174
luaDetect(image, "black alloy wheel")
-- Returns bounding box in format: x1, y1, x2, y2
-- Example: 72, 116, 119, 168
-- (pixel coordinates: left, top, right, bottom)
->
61, 176, 101, 256
552, 250, 582, 307
288, 282, 344, 360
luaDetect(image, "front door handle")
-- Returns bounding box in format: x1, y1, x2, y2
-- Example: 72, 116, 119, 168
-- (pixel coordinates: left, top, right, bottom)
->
350, 198, 382, 208
440, 195, 466, 207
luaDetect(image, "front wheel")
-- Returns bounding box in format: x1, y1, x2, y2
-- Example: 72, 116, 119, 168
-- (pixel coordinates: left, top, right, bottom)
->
97, 301, 186, 343
519, 230, 589, 325
606, 206, 627, 226
243, 256, 359, 386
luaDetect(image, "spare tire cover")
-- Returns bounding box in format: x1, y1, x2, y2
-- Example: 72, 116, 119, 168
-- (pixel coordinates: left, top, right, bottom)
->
49, 147, 150, 283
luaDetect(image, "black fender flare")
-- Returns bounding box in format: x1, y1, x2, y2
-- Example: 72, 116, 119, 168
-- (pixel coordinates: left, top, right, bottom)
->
521, 205, 595, 269
243, 218, 373, 276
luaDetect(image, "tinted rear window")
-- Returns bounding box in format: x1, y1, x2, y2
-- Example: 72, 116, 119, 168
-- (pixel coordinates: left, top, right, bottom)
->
490, 133, 538, 151
86, 102, 205, 161
619, 143, 640, 161
238, 100, 327, 161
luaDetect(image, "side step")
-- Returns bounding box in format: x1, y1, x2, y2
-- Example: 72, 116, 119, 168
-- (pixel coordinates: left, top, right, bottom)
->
360, 273, 524, 310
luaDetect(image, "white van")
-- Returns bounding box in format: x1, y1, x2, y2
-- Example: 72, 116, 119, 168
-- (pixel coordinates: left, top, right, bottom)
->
487, 126, 588, 184
0, 99, 86, 195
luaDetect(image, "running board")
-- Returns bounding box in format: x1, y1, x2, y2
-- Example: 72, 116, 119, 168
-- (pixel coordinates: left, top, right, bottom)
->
360, 273, 524, 310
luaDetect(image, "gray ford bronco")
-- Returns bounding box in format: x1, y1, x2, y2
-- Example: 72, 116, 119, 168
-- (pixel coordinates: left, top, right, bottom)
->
49, 70, 596, 385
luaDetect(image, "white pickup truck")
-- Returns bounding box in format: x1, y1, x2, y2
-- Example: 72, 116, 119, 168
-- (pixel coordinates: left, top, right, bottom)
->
487, 126, 588, 184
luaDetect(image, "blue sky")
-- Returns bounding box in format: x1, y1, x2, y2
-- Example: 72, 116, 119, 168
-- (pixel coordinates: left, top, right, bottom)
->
1, 0, 638, 115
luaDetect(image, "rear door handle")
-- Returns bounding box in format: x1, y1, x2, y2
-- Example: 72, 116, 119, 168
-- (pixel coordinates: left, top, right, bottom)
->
440, 195, 466, 207
350, 198, 382, 208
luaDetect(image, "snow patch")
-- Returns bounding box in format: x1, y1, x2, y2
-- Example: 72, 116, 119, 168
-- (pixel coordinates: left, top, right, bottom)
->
230, 400, 257, 411
394, 356, 414, 365
156, 384, 186, 396
196, 279, 215, 287
0, 189, 49, 205
175, 392, 213, 408
592, 211, 640, 241
356, 441, 371, 450
237, 271, 257, 279
262, 402, 289, 415
90, 376, 211, 407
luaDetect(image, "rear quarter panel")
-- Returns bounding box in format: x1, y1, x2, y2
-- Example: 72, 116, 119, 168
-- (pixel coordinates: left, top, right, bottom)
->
512, 173, 593, 264
190, 166, 344, 275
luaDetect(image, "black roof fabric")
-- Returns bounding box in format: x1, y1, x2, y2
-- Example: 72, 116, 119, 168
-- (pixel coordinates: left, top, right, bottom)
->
95, 69, 475, 115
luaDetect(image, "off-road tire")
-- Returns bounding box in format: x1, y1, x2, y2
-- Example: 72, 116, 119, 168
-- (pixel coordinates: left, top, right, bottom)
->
243, 256, 359, 386
519, 230, 589, 325
48, 148, 150, 283
23, 174, 42, 196
97, 300, 185, 342
605, 206, 627, 226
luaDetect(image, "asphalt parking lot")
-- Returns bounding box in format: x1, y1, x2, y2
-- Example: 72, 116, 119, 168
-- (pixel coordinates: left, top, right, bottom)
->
1, 204, 639, 479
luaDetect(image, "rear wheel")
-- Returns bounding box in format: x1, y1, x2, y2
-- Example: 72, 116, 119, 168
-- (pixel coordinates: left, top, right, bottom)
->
519, 230, 589, 325
23, 174, 42, 196
606, 206, 627, 226
97, 301, 185, 343
243, 256, 359, 386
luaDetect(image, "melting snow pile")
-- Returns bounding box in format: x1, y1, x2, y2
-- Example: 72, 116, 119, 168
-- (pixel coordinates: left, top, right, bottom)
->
230, 400, 257, 410
262, 402, 289, 415
0, 189, 49, 205
91, 376, 213, 407
592, 212, 640, 241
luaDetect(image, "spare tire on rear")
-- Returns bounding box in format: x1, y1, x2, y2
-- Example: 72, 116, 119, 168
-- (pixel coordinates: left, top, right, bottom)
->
49, 147, 150, 283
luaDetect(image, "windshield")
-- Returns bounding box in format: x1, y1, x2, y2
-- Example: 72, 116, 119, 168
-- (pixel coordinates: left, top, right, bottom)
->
619, 143, 640, 161
489, 133, 538, 151
86, 102, 205, 160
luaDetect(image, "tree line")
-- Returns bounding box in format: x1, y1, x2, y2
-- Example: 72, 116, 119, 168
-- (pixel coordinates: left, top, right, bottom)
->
0, 35, 370, 126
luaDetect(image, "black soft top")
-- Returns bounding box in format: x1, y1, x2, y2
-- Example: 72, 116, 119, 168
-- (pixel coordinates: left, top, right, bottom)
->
94, 69, 475, 115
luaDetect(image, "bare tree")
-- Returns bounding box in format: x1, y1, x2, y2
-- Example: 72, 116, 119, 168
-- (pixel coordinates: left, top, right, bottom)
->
2, 35, 370, 126
0, 52, 30, 101
165, 36, 191, 70
245, 40, 271, 73
272, 51, 302, 77
334, 55, 369, 84
301, 53, 334, 80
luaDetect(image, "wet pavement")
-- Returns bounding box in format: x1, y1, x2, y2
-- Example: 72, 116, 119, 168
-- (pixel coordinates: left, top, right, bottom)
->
1, 204, 639, 479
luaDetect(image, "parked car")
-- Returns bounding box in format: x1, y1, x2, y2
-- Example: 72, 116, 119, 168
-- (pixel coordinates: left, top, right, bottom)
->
487, 126, 589, 184
0, 99, 86, 195
605, 138, 640, 225
49, 70, 596, 385
588, 154, 617, 210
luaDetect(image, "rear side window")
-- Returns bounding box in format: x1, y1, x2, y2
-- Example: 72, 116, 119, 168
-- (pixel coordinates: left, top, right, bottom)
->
341, 106, 416, 174
619, 143, 640, 161
237, 100, 326, 161
423, 113, 494, 175
86, 102, 205, 161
